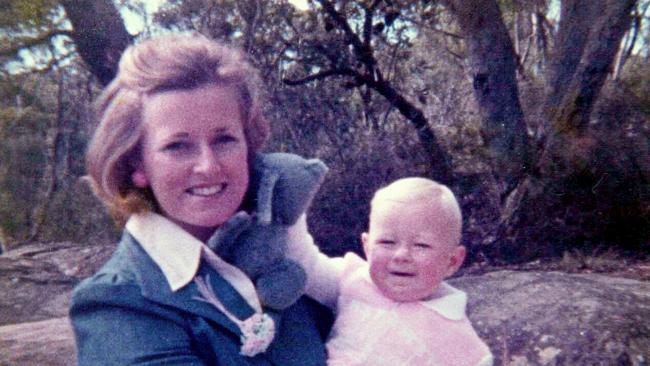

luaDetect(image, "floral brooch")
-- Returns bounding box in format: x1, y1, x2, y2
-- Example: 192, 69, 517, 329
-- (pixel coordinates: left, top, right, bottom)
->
194, 275, 276, 357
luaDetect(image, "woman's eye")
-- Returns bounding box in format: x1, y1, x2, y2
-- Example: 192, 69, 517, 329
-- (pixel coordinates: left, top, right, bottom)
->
213, 134, 238, 145
163, 141, 189, 151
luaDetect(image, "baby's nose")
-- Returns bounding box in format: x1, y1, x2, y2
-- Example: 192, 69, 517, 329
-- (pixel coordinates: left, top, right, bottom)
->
392, 245, 412, 261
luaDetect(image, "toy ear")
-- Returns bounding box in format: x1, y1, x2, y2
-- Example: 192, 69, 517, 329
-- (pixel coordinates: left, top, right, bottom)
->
256, 170, 279, 225
279, 161, 327, 224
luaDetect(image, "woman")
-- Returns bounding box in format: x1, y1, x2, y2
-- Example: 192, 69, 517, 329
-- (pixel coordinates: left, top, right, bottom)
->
70, 33, 330, 365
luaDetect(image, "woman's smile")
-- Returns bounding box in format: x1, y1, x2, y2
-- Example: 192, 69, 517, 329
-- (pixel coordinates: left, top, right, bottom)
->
187, 183, 226, 197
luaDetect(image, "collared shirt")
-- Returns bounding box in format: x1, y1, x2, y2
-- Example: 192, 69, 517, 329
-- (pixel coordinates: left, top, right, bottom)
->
419, 279, 467, 321
326, 253, 493, 366
125, 211, 260, 311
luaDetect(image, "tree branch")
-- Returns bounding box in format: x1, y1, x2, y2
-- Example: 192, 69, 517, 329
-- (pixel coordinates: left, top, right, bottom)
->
0, 30, 74, 57
282, 68, 358, 85
33, 50, 76, 74
618, 1, 649, 76
362, 75, 454, 184
362, 1, 381, 49
288, 0, 456, 184
316, 0, 376, 69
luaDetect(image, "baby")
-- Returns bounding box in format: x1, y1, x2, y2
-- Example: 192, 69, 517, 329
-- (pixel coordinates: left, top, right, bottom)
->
290, 177, 493, 366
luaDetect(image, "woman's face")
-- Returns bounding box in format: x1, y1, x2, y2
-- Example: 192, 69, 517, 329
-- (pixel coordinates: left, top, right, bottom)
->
133, 83, 249, 241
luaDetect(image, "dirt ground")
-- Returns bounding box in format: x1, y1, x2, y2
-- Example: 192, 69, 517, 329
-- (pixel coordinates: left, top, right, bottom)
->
458, 250, 650, 282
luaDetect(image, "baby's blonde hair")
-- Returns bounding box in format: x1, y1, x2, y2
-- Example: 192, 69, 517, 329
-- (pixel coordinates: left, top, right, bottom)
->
371, 177, 463, 246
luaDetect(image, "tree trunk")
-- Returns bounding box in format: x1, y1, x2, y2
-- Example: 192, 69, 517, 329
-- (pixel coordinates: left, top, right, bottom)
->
61, 0, 132, 86
495, 0, 638, 261
541, 0, 637, 166
544, 0, 601, 112
28, 72, 65, 241
361, 76, 455, 185
442, 0, 531, 193
441, 0, 637, 261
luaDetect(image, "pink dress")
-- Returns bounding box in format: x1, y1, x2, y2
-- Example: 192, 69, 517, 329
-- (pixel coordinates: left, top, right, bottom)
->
326, 254, 493, 366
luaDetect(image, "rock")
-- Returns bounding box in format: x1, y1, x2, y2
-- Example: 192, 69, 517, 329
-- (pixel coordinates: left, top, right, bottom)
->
0, 317, 75, 366
0, 242, 114, 366
450, 270, 650, 366
1, 242, 649, 366
0, 242, 115, 326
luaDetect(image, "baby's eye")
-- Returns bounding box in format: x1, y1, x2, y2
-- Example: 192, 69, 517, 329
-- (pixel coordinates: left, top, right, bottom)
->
377, 239, 396, 246
414, 243, 433, 249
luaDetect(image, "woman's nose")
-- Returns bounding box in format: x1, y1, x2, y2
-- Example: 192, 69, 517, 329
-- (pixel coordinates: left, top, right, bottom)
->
193, 145, 220, 174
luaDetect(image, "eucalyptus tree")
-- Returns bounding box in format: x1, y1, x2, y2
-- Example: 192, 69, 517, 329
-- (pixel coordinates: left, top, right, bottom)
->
280, 0, 645, 259
0, 0, 125, 243
3, 0, 647, 260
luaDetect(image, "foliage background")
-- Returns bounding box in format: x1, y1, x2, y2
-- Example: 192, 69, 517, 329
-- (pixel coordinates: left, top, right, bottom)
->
0, 0, 648, 265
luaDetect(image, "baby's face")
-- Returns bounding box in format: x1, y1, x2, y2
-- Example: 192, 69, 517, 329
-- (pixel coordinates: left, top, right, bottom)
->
362, 198, 464, 302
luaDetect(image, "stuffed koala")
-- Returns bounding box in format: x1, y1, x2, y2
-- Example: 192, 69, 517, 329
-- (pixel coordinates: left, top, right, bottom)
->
207, 152, 328, 310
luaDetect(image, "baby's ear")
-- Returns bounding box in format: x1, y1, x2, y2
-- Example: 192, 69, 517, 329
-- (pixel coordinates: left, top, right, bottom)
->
361, 232, 370, 257
446, 245, 466, 277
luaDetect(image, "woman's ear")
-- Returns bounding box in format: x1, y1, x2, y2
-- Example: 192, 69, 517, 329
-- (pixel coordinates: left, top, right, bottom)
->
446, 245, 466, 277
132, 170, 149, 188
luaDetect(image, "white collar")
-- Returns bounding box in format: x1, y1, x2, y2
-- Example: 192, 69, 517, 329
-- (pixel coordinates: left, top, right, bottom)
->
356, 256, 467, 320
125, 212, 260, 312
419, 282, 468, 321
126, 212, 202, 292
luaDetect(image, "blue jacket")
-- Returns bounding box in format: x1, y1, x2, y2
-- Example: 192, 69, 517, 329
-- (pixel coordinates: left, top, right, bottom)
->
70, 232, 331, 365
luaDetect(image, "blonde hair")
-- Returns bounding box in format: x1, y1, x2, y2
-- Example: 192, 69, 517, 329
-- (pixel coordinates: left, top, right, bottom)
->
85, 33, 269, 224
371, 177, 463, 245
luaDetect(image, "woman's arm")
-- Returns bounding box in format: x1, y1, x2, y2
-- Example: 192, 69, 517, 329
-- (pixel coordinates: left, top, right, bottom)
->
286, 214, 344, 309
70, 281, 206, 366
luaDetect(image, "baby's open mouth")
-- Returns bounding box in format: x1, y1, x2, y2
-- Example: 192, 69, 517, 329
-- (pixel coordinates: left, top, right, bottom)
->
390, 271, 415, 277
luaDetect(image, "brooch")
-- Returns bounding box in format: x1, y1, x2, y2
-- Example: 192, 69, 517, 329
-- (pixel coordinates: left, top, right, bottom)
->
239, 313, 276, 356
194, 275, 276, 357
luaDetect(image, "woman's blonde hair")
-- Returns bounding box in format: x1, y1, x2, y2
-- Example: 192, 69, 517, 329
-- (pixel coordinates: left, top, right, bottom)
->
85, 33, 269, 225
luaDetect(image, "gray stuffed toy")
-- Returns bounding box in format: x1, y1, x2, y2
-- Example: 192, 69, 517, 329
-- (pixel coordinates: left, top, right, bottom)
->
207, 152, 328, 310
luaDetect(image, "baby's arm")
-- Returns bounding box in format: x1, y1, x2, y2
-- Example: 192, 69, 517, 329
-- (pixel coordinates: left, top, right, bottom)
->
476, 354, 494, 366
287, 214, 344, 309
